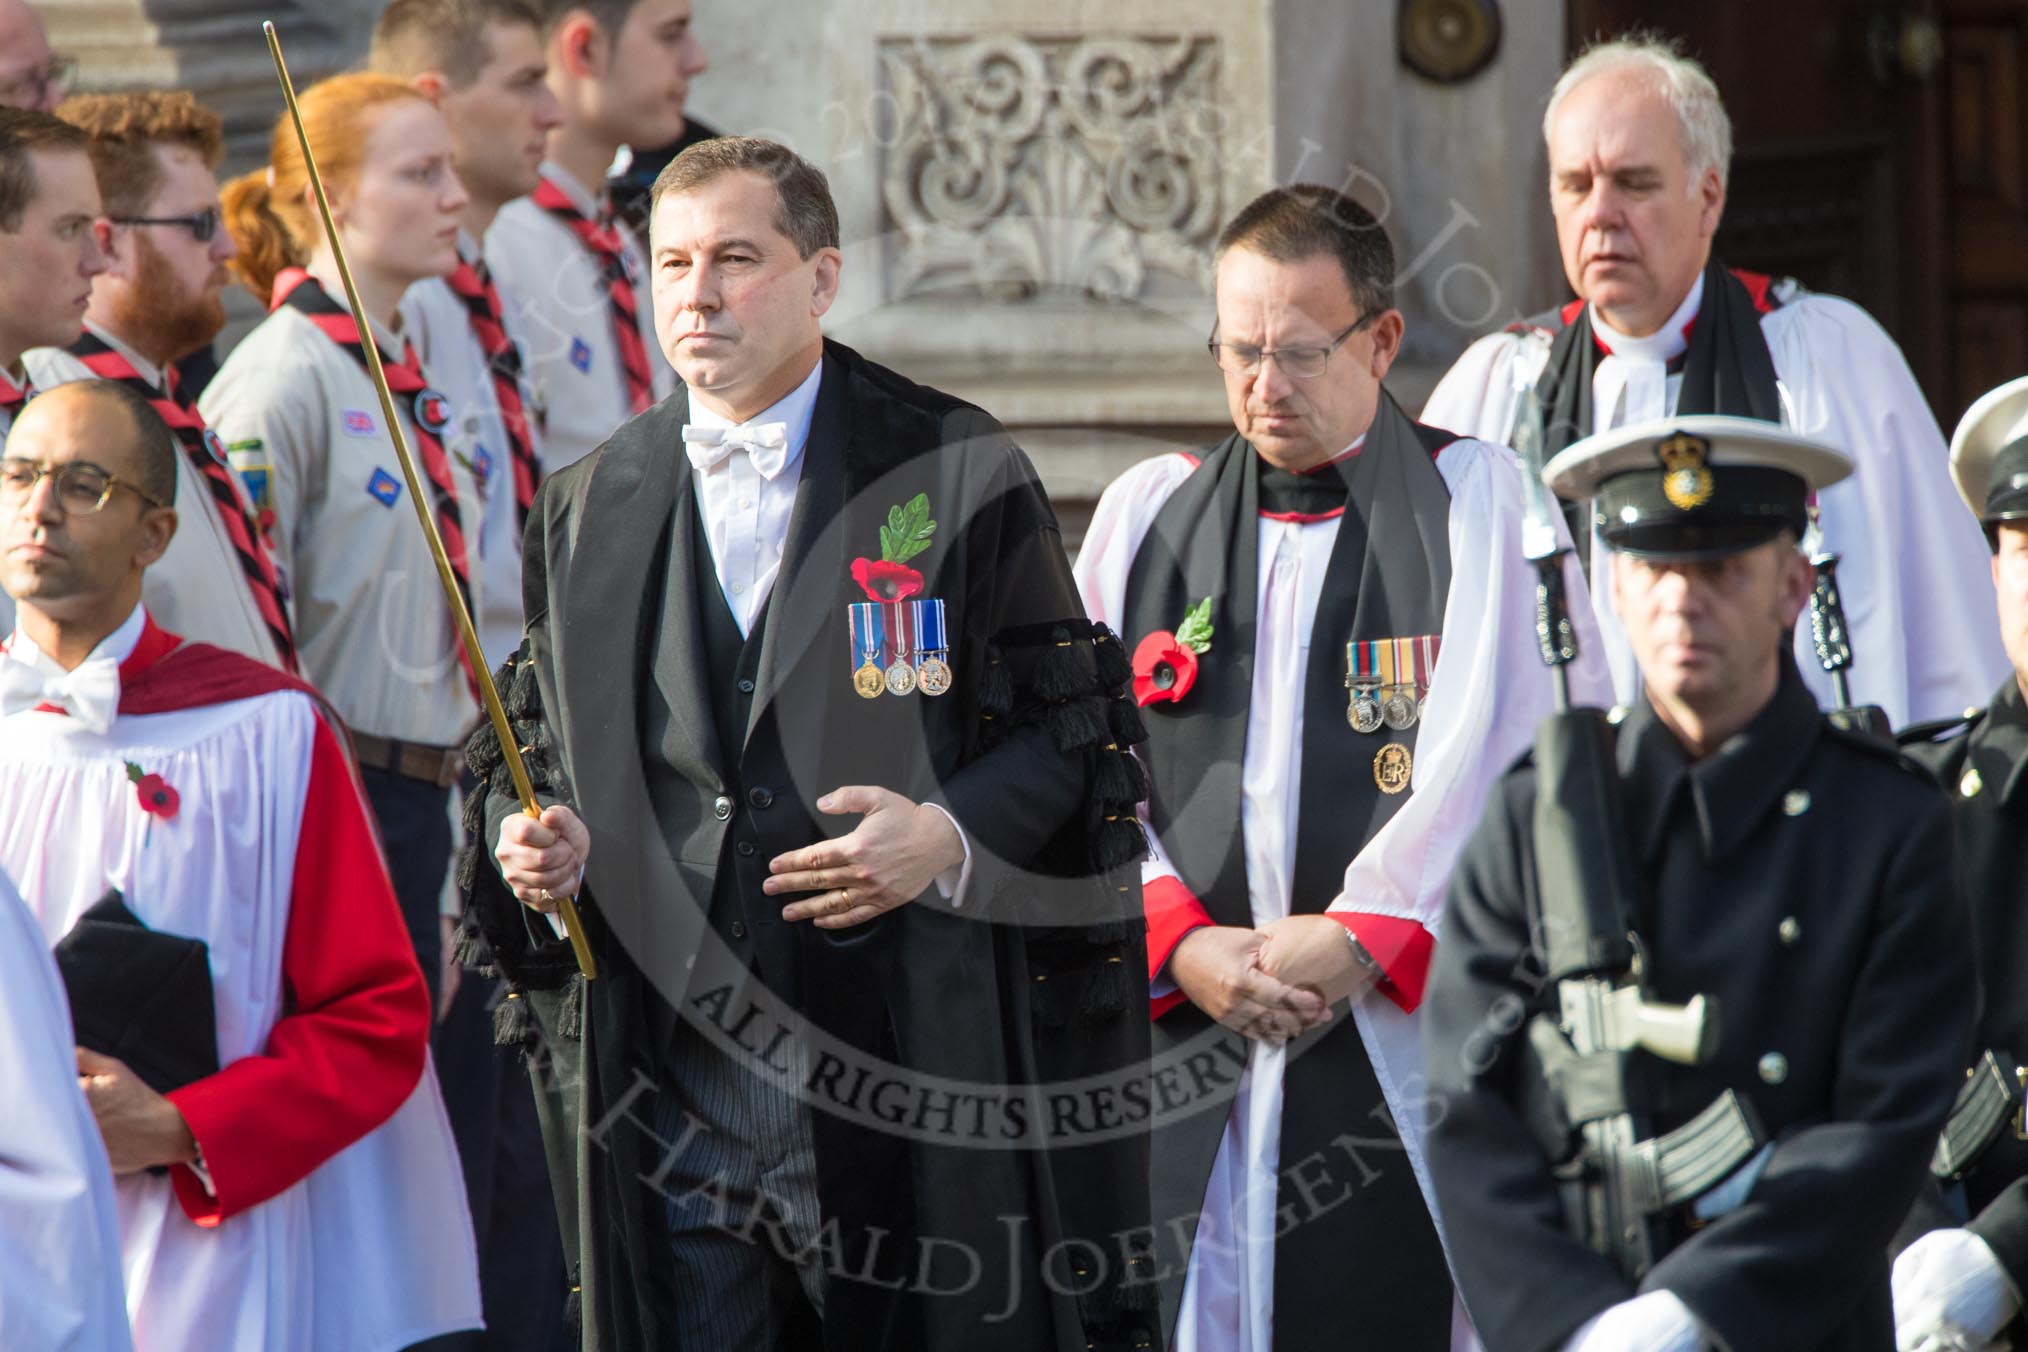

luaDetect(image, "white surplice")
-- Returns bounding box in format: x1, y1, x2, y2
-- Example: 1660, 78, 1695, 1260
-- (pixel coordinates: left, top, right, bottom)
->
0, 614, 480, 1352
0, 864, 133, 1352
1422, 281, 2009, 725
1074, 435, 1613, 1352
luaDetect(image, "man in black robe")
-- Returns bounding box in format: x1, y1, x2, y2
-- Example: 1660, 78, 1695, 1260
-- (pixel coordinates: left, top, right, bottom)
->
1425, 416, 1975, 1351
1894, 375, 2028, 1352
459, 135, 1156, 1352
1073, 185, 1608, 1349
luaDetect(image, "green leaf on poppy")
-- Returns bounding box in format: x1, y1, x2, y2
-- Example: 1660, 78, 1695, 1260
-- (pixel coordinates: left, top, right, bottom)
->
1176, 596, 1214, 654
124, 761, 145, 784
879, 492, 937, 564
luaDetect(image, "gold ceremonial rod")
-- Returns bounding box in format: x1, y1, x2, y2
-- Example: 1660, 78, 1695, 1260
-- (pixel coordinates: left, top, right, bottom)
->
263, 21, 595, 980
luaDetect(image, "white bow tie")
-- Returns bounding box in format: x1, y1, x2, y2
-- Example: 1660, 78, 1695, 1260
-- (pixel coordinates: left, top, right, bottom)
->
682, 422, 791, 480
0, 647, 120, 733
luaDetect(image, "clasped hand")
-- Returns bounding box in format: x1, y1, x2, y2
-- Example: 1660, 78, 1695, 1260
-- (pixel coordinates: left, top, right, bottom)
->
1171, 915, 1381, 1044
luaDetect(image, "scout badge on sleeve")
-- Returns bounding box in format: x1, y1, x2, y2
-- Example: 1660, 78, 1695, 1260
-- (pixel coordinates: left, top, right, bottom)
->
1345, 634, 1441, 732
848, 492, 952, 698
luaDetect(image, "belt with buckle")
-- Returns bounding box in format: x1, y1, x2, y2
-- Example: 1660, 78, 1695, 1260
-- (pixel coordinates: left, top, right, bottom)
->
352, 731, 464, 788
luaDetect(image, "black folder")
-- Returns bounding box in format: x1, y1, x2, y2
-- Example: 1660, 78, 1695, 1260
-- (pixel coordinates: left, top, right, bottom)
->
54, 888, 219, 1094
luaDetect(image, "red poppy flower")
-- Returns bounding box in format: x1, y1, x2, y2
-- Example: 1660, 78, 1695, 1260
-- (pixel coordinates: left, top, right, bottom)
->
1132, 630, 1200, 707
851, 557, 925, 602
125, 762, 179, 820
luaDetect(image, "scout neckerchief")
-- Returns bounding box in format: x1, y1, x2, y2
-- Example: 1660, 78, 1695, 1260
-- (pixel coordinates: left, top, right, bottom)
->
0, 367, 32, 423
1122, 390, 1455, 922
530, 177, 655, 417
1536, 256, 1786, 562
68, 331, 301, 675
445, 256, 542, 534
276, 270, 481, 703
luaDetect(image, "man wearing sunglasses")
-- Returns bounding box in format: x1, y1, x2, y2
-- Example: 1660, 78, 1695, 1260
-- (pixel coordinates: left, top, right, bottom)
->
24, 92, 296, 675
1073, 185, 1612, 1349
0, 105, 109, 645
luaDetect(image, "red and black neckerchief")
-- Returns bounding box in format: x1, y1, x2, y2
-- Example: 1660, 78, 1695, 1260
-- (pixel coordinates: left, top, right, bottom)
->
446, 257, 542, 533
530, 176, 655, 416
275, 269, 480, 703
68, 331, 302, 675
0, 367, 33, 424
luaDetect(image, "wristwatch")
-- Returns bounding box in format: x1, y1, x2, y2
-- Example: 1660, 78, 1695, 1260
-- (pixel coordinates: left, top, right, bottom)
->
1342, 926, 1384, 986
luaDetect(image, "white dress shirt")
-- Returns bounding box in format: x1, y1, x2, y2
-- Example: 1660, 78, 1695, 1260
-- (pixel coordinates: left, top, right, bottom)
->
683, 358, 821, 635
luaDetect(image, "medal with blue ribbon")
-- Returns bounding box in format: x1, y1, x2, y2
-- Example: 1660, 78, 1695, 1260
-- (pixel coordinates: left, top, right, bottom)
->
915, 599, 951, 696
848, 603, 886, 699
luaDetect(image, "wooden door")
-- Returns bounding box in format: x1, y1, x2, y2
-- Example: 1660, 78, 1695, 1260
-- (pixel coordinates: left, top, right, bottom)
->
1941, 1, 2028, 420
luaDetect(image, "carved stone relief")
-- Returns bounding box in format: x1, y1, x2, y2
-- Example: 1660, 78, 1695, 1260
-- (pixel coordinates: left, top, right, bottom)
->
877, 34, 1222, 305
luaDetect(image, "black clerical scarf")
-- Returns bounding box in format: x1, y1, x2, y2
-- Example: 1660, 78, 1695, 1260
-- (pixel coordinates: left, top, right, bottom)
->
1121, 391, 1456, 920
1532, 257, 1786, 562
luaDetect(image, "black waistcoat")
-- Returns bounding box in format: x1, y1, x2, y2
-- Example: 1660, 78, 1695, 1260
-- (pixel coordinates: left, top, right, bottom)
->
639, 495, 802, 1026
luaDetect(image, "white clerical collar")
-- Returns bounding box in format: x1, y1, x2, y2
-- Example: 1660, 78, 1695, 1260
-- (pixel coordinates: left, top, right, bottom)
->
7, 602, 146, 676
1590, 270, 1706, 364
539, 160, 605, 218
685, 357, 825, 469
83, 321, 166, 390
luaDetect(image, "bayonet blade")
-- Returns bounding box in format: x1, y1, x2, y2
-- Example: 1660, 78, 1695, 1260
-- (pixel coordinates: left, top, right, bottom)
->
1512, 384, 1561, 563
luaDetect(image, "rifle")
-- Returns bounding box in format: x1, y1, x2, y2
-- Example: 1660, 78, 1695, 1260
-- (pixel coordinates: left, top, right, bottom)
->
1806, 547, 1893, 744
1509, 392, 1764, 1280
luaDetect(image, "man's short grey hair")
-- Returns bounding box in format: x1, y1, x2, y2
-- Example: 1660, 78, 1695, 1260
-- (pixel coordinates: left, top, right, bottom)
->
1542, 33, 1733, 193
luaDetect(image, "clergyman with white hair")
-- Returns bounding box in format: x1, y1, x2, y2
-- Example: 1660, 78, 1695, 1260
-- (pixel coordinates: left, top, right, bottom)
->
1423, 32, 2007, 727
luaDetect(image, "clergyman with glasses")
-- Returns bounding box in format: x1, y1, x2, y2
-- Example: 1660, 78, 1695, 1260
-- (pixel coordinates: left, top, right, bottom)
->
0, 0, 73, 113
1072, 184, 1612, 1349
26, 91, 297, 674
